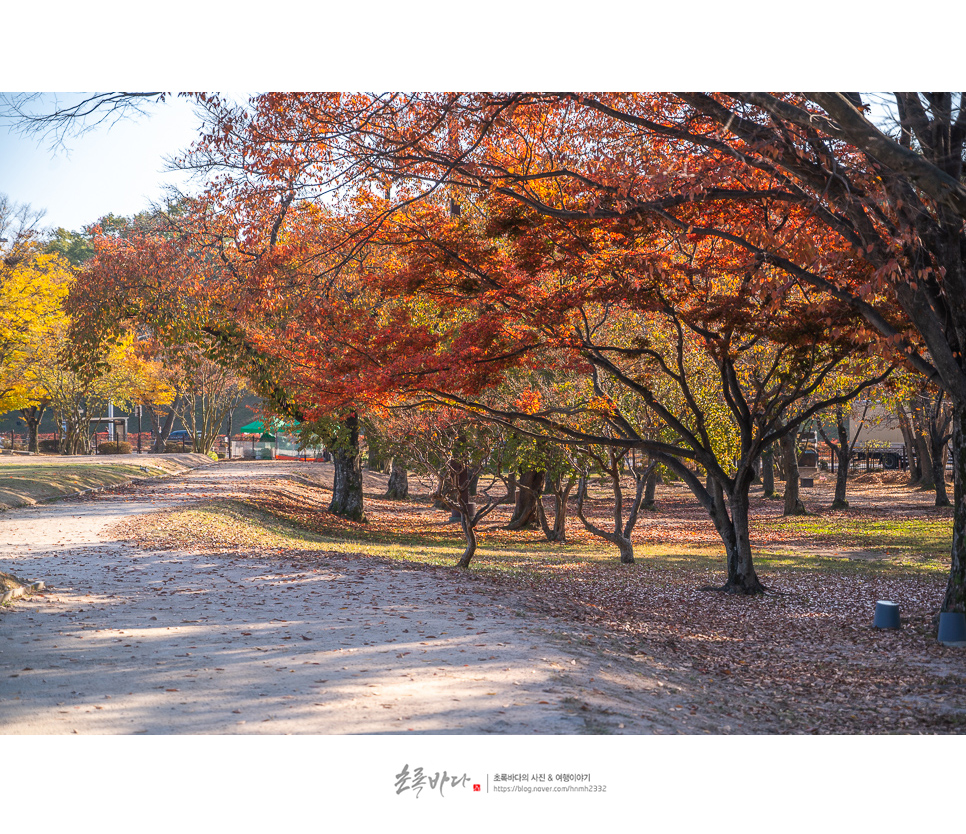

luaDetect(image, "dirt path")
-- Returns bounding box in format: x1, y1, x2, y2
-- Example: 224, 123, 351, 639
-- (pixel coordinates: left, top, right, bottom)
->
0, 460, 690, 735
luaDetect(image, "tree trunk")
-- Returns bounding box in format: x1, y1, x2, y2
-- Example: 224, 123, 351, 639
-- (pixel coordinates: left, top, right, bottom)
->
385, 459, 409, 499
502, 471, 517, 504
616, 537, 635, 564
642, 467, 658, 509
446, 456, 471, 523
456, 513, 478, 568
150, 398, 181, 453
940, 404, 966, 616
780, 433, 807, 515
915, 431, 935, 489
832, 414, 850, 509
723, 485, 765, 594
761, 444, 775, 497
574, 461, 646, 564
898, 405, 920, 482
505, 469, 544, 529
20, 405, 45, 453
329, 414, 366, 522
536, 475, 575, 542
930, 428, 951, 507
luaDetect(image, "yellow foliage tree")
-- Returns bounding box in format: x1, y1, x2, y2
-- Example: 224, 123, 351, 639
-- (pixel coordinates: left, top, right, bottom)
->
0, 252, 71, 417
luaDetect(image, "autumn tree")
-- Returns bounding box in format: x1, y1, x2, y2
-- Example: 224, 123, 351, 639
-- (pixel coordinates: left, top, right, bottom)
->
43, 92, 966, 603
0, 196, 64, 416
376, 405, 510, 567
817, 402, 871, 510
293, 90, 966, 613
341, 91, 966, 612
109, 96, 889, 592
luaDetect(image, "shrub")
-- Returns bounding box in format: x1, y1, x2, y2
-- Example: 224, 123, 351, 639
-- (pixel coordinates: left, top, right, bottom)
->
98, 441, 132, 455
38, 439, 61, 454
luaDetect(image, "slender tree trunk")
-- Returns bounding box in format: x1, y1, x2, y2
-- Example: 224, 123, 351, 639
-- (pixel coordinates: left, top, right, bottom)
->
575, 475, 635, 563
20, 405, 45, 453
574, 459, 650, 564
832, 414, 851, 509
761, 444, 775, 497
940, 404, 966, 616
446, 456, 471, 522
928, 410, 952, 507
642, 467, 658, 509
536, 475, 575, 542
150, 398, 181, 453
932, 432, 951, 507
385, 459, 409, 499
780, 433, 807, 515
456, 514, 478, 568
898, 405, 920, 482
329, 414, 366, 522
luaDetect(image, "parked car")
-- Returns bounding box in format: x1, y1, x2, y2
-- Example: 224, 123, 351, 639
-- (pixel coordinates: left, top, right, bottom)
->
168, 430, 196, 444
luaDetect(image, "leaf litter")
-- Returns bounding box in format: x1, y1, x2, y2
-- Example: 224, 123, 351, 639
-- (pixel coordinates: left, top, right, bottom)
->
88, 462, 966, 734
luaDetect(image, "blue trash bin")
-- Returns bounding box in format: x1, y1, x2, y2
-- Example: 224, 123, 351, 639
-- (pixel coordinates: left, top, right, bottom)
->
873, 600, 900, 629
938, 611, 966, 644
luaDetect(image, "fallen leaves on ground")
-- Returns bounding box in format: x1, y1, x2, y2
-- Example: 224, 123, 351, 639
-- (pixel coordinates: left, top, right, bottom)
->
107, 464, 964, 734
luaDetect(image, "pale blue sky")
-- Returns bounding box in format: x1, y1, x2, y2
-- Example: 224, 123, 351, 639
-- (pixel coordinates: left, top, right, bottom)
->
0, 94, 208, 232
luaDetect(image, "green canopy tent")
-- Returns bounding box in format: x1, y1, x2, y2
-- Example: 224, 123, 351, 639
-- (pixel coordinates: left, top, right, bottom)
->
237, 419, 293, 442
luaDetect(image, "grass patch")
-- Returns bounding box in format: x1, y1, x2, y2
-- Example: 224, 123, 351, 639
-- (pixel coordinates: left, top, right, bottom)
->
120, 493, 949, 584
0, 462, 175, 510
751, 513, 953, 573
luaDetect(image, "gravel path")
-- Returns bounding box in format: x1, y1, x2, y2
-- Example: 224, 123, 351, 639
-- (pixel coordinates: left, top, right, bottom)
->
0, 460, 679, 735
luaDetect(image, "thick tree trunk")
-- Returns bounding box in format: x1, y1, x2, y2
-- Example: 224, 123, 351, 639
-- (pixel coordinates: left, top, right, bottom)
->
367, 451, 388, 472
940, 405, 966, 616
505, 469, 544, 529
329, 415, 366, 522
616, 537, 635, 564
385, 459, 409, 499
723, 487, 765, 594
780, 433, 807, 515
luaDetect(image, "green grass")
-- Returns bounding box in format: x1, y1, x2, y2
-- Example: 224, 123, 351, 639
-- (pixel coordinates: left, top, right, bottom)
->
0, 462, 171, 510
127, 496, 953, 583
750, 513, 953, 573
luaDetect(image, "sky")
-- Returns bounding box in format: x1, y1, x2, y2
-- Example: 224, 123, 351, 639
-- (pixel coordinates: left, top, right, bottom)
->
0, 93, 210, 232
